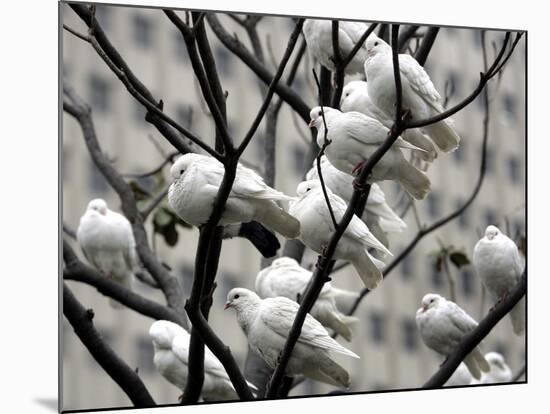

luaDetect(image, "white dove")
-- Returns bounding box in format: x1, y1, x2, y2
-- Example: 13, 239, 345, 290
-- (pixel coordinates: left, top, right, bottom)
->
306, 155, 406, 247
416, 293, 490, 380
168, 153, 300, 239
444, 363, 473, 387
363, 34, 460, 152
289, 180, 390, 289
77, 198, 136, 309
470, 352, 513, 384
340, 80, 437, 162
303, 19, 371, 74
149, 320, 256, 401
255, 257, 359, 341
309, 106, 431, 200
473, 225, 525, 335
224, 288, 360, 388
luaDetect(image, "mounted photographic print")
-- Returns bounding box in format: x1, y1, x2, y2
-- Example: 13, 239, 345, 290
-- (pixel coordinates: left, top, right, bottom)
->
61, 1, 526, 412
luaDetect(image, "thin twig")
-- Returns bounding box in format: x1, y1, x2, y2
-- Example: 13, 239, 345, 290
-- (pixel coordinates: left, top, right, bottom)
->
63, 283, 156, 407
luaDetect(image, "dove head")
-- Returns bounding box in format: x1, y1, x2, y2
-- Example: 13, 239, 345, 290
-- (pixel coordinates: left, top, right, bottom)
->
149, 320, 188, 350
485, 352, 506, 370
170, 153, 205, 181
485, 225, 501, 241
296, 180, 322, 198
224, 288, 261, 311
87, 198, 108, 216
271, 257, 299, 269
309, 106, 337, 129
365, 34, 390, 58
341, 81, 368, 111
419, 293, 443, 313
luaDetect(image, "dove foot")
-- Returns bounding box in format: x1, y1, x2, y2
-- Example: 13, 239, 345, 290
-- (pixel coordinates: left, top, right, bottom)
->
352, 177, 370, 193
351, 160, 366, 175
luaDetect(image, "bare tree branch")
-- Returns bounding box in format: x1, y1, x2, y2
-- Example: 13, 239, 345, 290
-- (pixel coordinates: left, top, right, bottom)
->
63, 283, 156, 407
68, 4, 210, 158
206, 13, 311, 123
64, 241, 183, 325
63, 84, 188, 322
414, 27, 439, 66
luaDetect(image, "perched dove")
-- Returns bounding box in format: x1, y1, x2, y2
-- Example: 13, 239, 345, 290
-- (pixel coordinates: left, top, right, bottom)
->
416, 293, 490, 380
470, 352, 513, 384
363, 34, 460, 152
289, 180, 390, 289
444, 363, 473, 387
149, 320, 256, 401
306, 156, 406, 247
473, 225, 525, 335
225, 288, 360, 388
255, 257, 360, 341
77, 198, 136, 308
303, 19, 371, 74
309, 106, 431, 200
168, 153, 300, 239
340, 80, 437, 162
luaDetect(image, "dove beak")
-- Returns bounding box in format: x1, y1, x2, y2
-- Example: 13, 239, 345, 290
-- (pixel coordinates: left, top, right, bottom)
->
223, 301, 231, 310
421, 304, 428, 312
308, 119, 315, 128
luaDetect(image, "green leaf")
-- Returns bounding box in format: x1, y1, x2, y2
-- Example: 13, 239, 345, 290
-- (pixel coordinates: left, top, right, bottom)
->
449, 251, 470, 269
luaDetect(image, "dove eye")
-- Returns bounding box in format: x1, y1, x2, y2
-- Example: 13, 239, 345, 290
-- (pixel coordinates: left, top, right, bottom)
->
234, 294, 240, 299
180, 169, 184, 174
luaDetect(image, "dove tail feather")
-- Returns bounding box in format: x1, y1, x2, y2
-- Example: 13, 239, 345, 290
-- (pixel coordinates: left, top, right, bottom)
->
306, 355, 351, 388
472, 348, 490, 373
238, 221, 281, 258
350, 250, 383, 290
510, 297, 525, 336
402, 129, 438, 162
253, 201, 300, 239
463, 354, 482, 380
397, 161, 431, 200
423, 120, 460, 153
324, 312, 359, 342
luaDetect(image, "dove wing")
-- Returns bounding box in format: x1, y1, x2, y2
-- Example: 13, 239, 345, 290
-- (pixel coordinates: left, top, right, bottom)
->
261, 298, 359, 357
399, 54, 442, 110
445, 302, 478, 335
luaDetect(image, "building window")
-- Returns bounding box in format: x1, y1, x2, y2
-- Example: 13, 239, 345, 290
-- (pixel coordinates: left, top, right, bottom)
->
133, 14, 153, 48
484, 147, 495, 174
455, 198, 469, 228
460, 269, 475, 297
447, 70, 462, 97
137, 336, 155, 373
88, 74, 111, 113
484, 208, 498, 228
94, 4, 112, 30
176, 104, 194, 129
132, 100, 147, 124
221, 271, 240, 297
173, 31, 187, 62
369, 312, 385, 343
179, 264, 194, 294
292, 145, 306, 173
214, 47, 232, 76
494, 342, 508, 361
507, 156, 521, 184
426, 192, 441, 218
402, 318, 418, 351
502, 93, 518, 121
401, 254, 414, 280
431, 264, 444, 288
88, 159, 109, 193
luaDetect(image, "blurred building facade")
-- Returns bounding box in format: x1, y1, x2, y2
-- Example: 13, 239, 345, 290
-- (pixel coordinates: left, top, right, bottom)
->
61, 3, 526, 411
